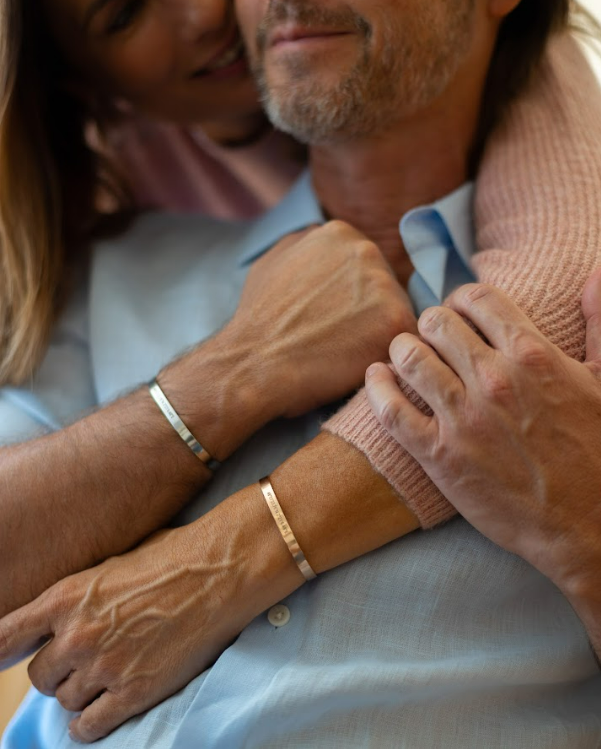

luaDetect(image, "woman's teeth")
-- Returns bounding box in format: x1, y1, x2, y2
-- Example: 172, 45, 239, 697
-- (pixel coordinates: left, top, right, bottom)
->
205, 39, 245, 72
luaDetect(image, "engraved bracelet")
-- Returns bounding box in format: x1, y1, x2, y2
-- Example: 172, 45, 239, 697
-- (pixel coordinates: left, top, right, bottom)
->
259, 476, 316, 581
148, 379, 221, 472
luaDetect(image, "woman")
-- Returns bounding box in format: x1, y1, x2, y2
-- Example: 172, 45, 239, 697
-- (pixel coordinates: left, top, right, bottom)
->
0, 0, 417, 618
1, 0, 601, 744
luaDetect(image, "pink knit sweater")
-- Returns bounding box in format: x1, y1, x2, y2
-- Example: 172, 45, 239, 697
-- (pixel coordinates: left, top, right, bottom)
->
324, 33, 601, 528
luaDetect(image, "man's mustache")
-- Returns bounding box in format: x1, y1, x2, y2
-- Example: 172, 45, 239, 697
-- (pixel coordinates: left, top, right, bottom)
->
256, 0, 371, 55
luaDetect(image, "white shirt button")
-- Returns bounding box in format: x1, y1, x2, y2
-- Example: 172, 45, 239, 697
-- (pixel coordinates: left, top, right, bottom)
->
267, 604, 291, 628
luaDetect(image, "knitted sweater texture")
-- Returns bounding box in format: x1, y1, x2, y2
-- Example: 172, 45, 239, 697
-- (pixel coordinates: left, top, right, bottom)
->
324, 34, 601, 528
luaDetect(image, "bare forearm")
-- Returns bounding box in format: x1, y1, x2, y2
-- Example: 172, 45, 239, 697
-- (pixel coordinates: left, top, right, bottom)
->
224, 431, 419, 602
272, 432, 419, 571
0, 325, 274, 617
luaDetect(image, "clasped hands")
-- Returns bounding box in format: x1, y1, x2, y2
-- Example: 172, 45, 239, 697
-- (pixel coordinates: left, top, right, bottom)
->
2, 223, 601, 741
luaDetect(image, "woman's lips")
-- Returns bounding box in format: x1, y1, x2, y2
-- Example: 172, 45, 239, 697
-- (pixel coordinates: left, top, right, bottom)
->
190, 35, 246, 79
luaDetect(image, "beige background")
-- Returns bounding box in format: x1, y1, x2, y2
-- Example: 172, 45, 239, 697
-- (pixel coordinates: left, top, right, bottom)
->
0, 658, 32, 736
1, 0, 601, 739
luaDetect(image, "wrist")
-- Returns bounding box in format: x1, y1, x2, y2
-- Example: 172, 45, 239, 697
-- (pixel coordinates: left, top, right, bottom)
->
184, 482, 306, 622
158, 323, 280, 462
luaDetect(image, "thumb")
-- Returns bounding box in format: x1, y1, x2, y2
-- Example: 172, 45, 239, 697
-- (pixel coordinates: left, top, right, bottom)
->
0, 598, 53, 671
582, 268, 601, 365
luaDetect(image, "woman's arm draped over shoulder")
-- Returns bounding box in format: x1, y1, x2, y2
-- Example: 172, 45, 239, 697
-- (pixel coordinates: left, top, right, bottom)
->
324, 33, 601, 529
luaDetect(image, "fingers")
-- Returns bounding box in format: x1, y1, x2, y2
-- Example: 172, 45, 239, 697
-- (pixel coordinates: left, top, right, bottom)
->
55, 669, 104, 713
581, 268, 601, 365
28, 639, 73, 697
388, 333, 464, 416
417, 305, 491, 383
0, 597, 54, 671
445, 283, 538, 351
69, 690, 144, 744
365, 361, 435, 456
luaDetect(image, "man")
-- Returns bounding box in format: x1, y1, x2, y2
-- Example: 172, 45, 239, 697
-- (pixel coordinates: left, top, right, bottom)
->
2, 0, 601, 746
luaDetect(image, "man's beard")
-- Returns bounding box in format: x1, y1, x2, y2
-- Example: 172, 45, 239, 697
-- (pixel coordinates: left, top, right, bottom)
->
251, 0, 476, 146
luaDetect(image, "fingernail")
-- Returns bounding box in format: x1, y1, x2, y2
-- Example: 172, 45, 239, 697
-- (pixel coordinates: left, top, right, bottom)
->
366, 364, 382, 379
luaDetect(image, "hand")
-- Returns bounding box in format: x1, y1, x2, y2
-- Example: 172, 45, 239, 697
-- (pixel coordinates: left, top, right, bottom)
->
0, 491, 301, 742
365, 278, 601, 600
228, 221, 417, 418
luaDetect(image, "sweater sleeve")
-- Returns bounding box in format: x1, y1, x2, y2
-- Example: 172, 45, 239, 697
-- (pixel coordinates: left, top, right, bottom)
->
323, 33, 601, 529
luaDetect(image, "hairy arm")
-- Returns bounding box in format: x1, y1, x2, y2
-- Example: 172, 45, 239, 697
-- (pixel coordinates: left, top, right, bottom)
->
0, 330, 279, 618
0, 222, 414, 618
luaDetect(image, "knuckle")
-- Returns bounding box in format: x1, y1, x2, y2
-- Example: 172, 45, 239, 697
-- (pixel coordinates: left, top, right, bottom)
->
325, 219, 353, 237
57, 689, 82, 713
390, 335, 426, 377
377, 395, 404, 437
63, 626, 92, 656
418, 306, 448, 336
28, 665, 54, 697
510, 333, 552, 371
355, 239, 381, 263
454, 282, 497, 310
439, 381, 464, 410
479, 366, 513, 402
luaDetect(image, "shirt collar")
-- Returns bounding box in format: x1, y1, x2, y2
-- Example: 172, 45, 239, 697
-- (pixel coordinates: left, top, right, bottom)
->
238, 171, 324, 266
237, 170, 475, 275
400, 182, 475, 303
432, 182, 476, 267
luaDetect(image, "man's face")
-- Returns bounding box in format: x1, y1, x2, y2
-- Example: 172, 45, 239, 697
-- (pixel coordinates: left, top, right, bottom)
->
237, 0, 477, 144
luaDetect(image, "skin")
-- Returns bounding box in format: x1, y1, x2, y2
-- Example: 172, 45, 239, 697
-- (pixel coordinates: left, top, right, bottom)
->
0, 222, 416, 619
238, 0, 508, 283
46, 0, 263, 137
0, 0, 546, 743
2, 0, 424, 623
366, 274, 601, 660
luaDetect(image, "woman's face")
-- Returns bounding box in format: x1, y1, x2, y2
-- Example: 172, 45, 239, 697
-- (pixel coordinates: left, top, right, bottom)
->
45, 0, 261, 126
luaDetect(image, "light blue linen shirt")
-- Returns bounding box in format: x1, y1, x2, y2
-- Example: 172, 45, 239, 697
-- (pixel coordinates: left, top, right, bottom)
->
3, 174, 600, 748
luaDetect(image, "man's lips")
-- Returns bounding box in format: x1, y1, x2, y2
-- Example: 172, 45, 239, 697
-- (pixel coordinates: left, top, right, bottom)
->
268, 26, 353, 50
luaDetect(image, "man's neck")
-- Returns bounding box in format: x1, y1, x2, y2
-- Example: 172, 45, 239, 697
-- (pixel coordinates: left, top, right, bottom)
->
310, 88, 481, 285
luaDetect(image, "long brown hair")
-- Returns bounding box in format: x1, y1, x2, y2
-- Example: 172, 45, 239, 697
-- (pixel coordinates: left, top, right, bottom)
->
0, 0, 595, 384
0, 0, 129, 385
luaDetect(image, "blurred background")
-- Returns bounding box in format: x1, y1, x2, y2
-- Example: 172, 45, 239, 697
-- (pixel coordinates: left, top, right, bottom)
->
581, 0, 601, 74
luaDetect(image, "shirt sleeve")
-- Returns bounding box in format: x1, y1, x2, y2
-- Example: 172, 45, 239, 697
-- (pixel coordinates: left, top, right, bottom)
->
0, 280, 97, 447
323, 33, 601, 528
